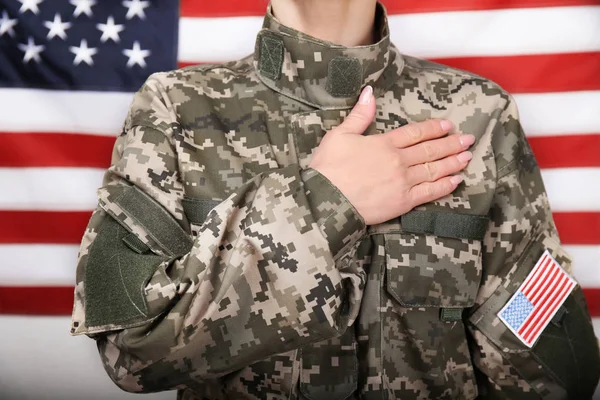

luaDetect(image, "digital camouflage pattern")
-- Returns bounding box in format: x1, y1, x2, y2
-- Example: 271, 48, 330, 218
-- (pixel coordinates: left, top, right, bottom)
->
70, 3, 600, 399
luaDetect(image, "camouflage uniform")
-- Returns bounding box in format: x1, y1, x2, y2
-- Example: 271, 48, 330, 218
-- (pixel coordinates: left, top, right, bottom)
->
70, 3, 600, 399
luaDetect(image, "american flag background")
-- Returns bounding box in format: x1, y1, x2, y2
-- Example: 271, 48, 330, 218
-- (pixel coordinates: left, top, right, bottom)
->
0, 0, 598, 398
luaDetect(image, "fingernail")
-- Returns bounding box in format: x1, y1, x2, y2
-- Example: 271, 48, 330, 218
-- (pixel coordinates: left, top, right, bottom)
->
358, 85, 373, 105
460, 134, 476, 148
450, 175, 463, 185
457, 151, 473, 163
440, 120, 453, 131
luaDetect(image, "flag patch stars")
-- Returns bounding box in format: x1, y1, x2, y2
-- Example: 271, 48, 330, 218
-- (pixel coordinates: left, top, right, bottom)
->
498, 250, 577, 348
0, 0, 178, 91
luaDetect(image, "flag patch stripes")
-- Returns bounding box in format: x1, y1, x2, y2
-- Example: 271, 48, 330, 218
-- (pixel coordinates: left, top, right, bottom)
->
498, 250, 577, 347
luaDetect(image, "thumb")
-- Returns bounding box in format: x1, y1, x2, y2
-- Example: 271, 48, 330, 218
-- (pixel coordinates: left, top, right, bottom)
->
338, 85, 376, 135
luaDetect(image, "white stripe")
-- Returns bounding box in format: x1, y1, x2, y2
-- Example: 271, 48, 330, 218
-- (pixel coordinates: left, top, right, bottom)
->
0, 167, 595, 212
178, 7, 600, 63
0, 316, 173, 400
514, 91, 600, 137
565, 245, 600, 287
541, 168, 600, 212
0, 88, 133, 136
178, 16, 262, 63
0, 245, 79, 286
389, 7, 600, 59
0, 168, 103, 211
0, 245, 598, 288
1, 88, 599, 139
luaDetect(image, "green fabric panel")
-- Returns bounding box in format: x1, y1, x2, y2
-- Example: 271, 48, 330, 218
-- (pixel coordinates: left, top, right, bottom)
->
85, 216, 166, 328
531, 287, 600, 399
182, 198, 220, 225
550, 305, 567, 327
440, 308, 463, 322
123, 233, 151, 254
326, 57, 362, 97
401, 211, 489, 241
114, 185, 193, 257
259, 35, 283, 81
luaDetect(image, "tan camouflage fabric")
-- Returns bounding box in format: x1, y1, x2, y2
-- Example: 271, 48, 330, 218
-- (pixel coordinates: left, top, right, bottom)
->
70, 3, 600, 399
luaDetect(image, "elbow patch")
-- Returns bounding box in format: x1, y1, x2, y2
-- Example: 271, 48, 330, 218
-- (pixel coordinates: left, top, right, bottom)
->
85, 216, 168, 329
84, 184, 193, 331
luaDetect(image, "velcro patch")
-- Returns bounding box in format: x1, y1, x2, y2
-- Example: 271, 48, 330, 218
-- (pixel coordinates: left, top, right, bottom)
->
498, 250, 577, 348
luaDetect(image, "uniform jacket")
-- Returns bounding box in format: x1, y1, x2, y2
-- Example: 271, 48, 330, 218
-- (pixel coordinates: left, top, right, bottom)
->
70, 3, 600, 399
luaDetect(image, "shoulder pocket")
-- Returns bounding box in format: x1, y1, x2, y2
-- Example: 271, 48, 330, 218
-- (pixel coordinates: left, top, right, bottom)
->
469, 239, 600, 399
84, 184, 192, 333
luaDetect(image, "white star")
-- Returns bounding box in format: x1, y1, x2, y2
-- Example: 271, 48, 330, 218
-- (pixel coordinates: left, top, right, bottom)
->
70, 0, 96, 18
122, 41, 150, 68
69, 39, 98, 66
96, 16, 124, 43
17, 0, 43, 15
17, 37, 45, 63
43, 13, 72, 40
0, 10, 18, 37
122, 0, 150, 20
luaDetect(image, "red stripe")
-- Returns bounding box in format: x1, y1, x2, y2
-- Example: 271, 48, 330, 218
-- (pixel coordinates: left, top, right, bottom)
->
520, 254, 549, 294
528, 262, 559, 303
554, 212, 600, 245
522, 256, 552, 297
1, 211, 598, 245
431, 53, 600, 94
0, 285, 598, 316
528, 281, 576, 342
0, 286, 74, 316
520, 272, 568, 337
0, 211, 91, 244
180, 0, 599, 17
528, 134, 600, 169
525, 279, 573, 343
586, 287, 600, 317
0, 133, 115, 168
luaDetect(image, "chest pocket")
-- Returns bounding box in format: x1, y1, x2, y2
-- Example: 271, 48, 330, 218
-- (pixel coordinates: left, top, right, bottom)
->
379, 210, 487, 400
384, 210, 487, 308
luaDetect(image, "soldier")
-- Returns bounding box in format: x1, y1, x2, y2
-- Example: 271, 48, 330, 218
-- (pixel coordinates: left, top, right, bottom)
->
71, 0, 600, 399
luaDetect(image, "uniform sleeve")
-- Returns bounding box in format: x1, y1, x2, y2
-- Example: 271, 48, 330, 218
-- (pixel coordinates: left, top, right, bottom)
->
466, 96, 600, 399
70, 74, 367, 393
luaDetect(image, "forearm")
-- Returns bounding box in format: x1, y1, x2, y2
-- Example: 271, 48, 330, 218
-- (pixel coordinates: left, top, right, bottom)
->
73, 163, 366, 392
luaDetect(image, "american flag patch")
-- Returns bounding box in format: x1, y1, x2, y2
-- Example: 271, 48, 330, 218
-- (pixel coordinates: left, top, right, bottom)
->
498, 250, 577, 348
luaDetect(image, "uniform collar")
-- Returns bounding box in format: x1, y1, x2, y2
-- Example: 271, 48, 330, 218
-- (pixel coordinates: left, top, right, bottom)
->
253, 2, 404, 109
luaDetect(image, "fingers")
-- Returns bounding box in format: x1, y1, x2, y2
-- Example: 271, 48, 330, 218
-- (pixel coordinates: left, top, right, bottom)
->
382, 119, 454, 148
400, 133, 475, 166
337, 86, 376, 135
409, 175, 463, 206
406, 151, 472, 184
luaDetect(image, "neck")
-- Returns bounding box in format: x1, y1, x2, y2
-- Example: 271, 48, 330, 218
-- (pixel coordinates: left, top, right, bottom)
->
270, 0, 377, 47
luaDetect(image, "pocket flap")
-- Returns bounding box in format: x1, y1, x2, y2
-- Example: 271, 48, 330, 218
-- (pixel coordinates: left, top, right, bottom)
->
385, 232, 482, 308
401, 210, 489, 241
